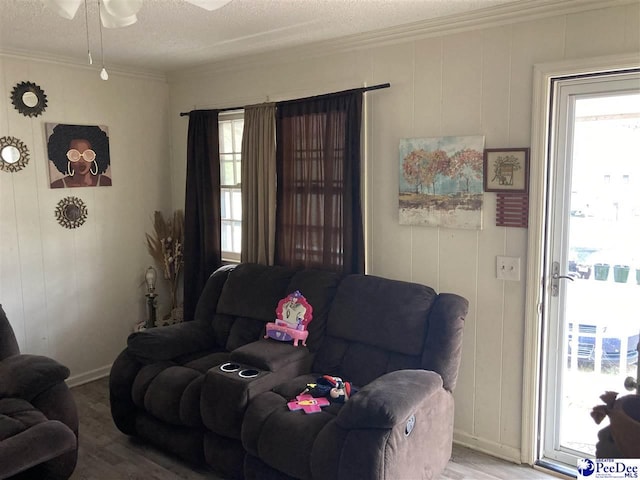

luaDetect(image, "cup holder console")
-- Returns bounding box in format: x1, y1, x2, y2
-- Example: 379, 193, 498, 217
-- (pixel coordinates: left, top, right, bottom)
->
206, 362, 273, 437
238, 369, 259, 379
218, 362, 261, 379
220, 362, 241, 373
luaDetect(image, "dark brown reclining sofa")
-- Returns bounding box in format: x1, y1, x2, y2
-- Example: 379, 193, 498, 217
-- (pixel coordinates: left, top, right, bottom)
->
0, 305, 78, 480
109, 263, 467, 479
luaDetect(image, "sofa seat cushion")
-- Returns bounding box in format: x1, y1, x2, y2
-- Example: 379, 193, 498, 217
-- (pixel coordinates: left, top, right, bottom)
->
0, 398, 48, 439
131, 352, 231, 428
269, 374, 319, 399
243, 370, 456, 480
0, 398, 77, 479
267, 375, 344, 418
241, 374, 345, 479
182, 351, 231, 373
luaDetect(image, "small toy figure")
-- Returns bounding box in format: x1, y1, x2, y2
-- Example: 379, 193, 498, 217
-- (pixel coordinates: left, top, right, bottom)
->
265, 291, 313, 346
303, 375, 356, 403
287, 394, 330, 414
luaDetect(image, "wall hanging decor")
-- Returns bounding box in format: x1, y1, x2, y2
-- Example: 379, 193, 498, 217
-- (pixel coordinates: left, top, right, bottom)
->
11, 81, 48, 117
496, 193, 529, 228
55, 196, 88, 229
483, 148, 530, 192
45, 123, 112, 188
399, 135, 485, 230
0, 136, 30, 173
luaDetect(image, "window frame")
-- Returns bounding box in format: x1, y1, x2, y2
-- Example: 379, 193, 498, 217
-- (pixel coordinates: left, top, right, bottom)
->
219, 110, 244, 262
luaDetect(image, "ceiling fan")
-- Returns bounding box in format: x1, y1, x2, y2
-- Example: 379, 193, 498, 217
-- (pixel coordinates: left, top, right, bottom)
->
43, 0, 233, 28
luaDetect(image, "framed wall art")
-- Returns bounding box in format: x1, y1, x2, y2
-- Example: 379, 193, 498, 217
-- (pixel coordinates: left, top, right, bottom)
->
45, 123, 112, 188
399, 135, 485, 230
483, 148, 530, 193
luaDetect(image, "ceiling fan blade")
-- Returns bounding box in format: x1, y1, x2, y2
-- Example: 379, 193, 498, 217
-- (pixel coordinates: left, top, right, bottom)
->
183, 0, 233, 12
42, 0, 83, 19
99, 0, 138, 28
101, 0, 143, 18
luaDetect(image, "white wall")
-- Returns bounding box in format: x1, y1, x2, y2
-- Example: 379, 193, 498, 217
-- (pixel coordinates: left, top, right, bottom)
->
0, 57, 171, 385
167, 2, 639, 462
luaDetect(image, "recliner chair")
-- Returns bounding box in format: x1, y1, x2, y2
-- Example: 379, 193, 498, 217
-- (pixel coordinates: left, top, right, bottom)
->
0, 305, 78, 480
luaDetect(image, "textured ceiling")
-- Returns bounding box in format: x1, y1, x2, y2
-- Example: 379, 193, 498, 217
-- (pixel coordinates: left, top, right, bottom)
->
0, 0, 604, 74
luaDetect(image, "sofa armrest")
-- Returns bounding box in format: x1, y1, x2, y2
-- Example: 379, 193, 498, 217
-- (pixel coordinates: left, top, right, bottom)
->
315, 369, 454, 480
127, 320, 216, 362
336, 369, 443, 430
230, 338, 312, 372
0, 420, 77, 480
0, 354, 70, 401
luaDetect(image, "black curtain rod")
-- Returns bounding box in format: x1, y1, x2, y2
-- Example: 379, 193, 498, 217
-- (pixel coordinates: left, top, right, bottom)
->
179, 82, 390, 117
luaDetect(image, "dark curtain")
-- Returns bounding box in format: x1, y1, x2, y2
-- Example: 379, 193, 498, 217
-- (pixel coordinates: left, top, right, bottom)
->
183, 110, 222, 321
275, 91, 364, 274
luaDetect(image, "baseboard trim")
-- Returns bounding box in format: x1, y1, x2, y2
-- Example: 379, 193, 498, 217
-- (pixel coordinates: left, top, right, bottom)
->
453, 430, 522, 464
67, 365, 112, 388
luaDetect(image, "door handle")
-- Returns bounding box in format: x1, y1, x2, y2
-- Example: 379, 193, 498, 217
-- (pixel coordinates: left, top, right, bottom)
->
551, 261, 574, 297
552, 273, 575, 281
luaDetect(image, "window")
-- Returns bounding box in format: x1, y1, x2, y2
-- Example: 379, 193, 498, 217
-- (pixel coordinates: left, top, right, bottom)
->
275, 93, 364, 274
219, 111, 244, 261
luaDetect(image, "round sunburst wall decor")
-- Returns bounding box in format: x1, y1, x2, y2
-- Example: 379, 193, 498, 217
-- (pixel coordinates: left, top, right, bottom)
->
10, 81, 48, 117
0, 136, 30, 173
55, 196, 88, 229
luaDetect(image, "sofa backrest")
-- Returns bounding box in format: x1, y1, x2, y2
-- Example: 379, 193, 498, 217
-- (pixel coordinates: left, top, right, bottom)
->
280, 268, 341, 352
421, 292, 468, 391
198, 263, 340, 353
313, 274, 467, 391
0, 304, 20, 360
212, 263, 297, 351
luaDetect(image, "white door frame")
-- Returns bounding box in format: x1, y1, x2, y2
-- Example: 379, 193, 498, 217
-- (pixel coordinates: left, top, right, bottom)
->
521, 52, 640, 465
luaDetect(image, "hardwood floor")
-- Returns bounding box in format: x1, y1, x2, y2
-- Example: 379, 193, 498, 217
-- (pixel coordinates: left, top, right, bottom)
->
70, 377, 559, 479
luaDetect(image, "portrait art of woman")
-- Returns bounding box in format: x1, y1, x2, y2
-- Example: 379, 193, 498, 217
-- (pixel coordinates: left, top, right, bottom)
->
46, 123, 112, 188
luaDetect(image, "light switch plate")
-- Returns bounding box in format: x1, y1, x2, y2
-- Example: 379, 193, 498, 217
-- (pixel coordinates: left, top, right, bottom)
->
497, 256, 521, 281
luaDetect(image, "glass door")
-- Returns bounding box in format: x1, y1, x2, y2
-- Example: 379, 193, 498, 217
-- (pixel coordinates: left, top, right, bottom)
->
542, 72, 640, 466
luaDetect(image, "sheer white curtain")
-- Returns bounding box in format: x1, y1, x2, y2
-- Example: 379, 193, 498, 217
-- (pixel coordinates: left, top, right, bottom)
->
241, 103, 277, 264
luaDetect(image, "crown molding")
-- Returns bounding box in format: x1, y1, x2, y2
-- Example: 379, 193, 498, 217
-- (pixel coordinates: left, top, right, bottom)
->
0, 48, 167, 83
168, 0, 636, 82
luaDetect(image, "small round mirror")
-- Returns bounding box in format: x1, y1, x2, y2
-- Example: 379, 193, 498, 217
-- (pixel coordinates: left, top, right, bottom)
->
55, 196, 88, 229
11, 81, 48, 117
0, 136, 30, 172
22, 91, 39, 108
64, 204, 82, 222
1, 145, 20, 164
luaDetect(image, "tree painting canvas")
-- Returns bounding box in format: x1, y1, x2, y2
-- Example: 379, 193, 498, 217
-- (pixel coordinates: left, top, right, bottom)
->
399, 136, 485, 229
